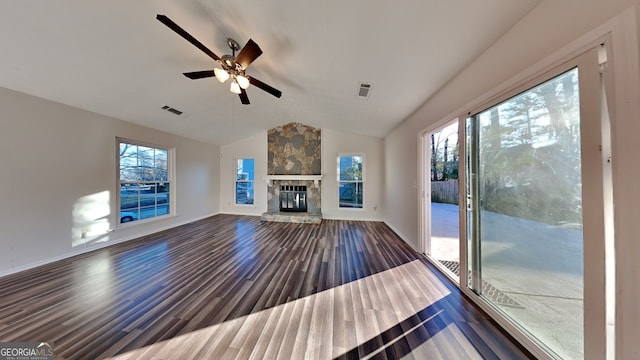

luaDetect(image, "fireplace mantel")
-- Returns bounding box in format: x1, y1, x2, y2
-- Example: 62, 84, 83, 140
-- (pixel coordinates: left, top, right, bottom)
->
265, 175, 323, 188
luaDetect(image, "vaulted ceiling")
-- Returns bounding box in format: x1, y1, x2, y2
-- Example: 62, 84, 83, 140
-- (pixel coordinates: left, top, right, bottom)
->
0, 0, 539, 145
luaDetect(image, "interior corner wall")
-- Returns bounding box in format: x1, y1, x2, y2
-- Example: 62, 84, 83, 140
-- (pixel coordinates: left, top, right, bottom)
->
219, 131, 268, 215
322, 128, 384, 221
0, 87, 220, 276
383, 0, 640, 251
384, 1, 640, 358
218, 127, 385, 220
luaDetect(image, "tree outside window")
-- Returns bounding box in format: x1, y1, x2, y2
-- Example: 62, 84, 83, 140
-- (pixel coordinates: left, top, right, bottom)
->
118, 140, 172, 224
235, 158, 255, 205
338, 155, 363, 208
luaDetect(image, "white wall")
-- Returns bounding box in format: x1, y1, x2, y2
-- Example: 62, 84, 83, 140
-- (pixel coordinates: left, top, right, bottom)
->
0, 87, 220, 275
218, 127, 384, 220
384, 0, 640, 249
219, 131, 268, 215
384, 1, 640, 358
322, 128, 384, 221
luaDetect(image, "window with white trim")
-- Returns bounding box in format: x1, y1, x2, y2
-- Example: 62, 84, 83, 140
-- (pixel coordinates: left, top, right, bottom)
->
235, 158, 255, 205
338, 154, 363, 208
118, 139, 172, 224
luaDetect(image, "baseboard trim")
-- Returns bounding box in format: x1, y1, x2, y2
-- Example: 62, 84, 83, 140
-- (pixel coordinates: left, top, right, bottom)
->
0, 213, 415, 279
383, 221, 419, 252
0, 212, 221, 279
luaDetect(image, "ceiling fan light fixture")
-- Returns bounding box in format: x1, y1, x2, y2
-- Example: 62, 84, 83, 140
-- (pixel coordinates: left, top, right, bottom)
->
236, 75, 250, 89
214, 67, 229, 83
230, 80, 242, 94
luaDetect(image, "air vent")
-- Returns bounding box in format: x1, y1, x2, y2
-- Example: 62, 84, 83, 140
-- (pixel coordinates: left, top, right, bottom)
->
357, 83, 372, 98
161, 105, 183, 116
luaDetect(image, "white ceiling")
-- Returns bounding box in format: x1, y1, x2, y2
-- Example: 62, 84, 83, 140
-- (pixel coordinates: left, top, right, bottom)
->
0, 0, 539, 145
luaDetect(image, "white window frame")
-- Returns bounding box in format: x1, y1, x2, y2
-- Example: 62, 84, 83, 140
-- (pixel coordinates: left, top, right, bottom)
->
454, 44, 607, 359
337, 153, 365, 209
234, 157, 255, 206
117, 138, 175, 226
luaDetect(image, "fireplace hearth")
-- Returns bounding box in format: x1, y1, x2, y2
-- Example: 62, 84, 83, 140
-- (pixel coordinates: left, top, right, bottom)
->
280, 185, 307, 212
261, 178, 322, 224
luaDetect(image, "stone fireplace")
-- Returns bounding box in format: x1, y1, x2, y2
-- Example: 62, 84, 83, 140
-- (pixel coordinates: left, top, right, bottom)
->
261, 122, 322, 224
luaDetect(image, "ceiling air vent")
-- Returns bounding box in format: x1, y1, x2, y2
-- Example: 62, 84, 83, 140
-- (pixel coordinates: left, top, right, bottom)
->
161, 105, 183, 116
357, 83, 372, 98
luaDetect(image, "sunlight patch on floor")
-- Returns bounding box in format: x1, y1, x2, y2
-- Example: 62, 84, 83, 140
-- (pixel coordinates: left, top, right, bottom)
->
109, 260, 451, 359
400, 323, 484, 360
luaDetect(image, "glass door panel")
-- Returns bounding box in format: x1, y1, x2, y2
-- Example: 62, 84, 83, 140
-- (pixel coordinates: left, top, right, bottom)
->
468, 68, 584, 359
426, 122, 460, 281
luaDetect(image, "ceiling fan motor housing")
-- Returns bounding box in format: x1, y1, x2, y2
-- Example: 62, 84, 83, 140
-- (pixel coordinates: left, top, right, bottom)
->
221, 55, 237, 70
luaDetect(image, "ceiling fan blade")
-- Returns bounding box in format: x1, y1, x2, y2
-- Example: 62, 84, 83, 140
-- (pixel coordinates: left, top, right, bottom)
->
239, 88, 250, 105
156, 15, 221, 61
183, 70, 216, 79
249, 77, 282, 98
235, 39, 263, 70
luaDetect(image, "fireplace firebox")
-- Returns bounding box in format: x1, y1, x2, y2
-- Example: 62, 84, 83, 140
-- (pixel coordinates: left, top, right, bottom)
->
279, 185, 307, 212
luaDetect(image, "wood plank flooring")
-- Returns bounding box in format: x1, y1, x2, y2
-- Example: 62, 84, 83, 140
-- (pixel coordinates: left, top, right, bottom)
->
0, 215, 534, 359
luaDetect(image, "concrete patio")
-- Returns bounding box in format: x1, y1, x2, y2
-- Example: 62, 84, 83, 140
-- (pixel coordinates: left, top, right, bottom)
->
429, 202, 583, 359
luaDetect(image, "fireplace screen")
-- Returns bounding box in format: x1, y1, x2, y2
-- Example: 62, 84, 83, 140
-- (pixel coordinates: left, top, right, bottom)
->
280, 185, 307, 212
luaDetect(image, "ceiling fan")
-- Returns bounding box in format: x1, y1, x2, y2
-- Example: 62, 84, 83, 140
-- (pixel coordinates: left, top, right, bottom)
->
156, 14, 282, 105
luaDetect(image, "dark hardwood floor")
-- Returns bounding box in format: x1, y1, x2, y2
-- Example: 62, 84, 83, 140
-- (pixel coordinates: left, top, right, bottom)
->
0, 215, 533, 359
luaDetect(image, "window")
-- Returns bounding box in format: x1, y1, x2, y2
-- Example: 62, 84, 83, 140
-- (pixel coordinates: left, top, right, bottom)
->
338, 155, 363, 208
118, 140, 172, 224
235, 158, 255, 205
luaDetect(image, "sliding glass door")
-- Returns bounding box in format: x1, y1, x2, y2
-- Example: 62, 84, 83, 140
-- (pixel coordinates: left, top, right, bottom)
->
422, 121, 460, 282
465, 46, 606, 359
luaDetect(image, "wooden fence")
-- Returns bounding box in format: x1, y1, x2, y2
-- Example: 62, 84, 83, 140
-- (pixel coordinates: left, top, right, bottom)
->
431, 179, 459, 204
